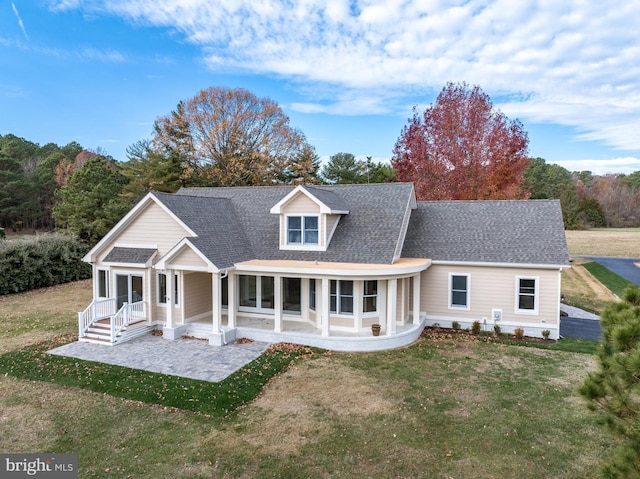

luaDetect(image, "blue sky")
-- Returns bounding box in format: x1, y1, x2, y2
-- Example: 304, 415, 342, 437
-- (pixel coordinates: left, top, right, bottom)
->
2, 1, 640, 175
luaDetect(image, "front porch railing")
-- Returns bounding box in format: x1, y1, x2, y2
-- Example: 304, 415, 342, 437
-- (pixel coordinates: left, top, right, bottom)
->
78, 298, 117, 338
111, 301, 146, 342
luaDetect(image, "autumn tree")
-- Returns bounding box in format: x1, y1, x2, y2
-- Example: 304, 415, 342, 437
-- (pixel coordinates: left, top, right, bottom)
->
392, 82, 530, 200
153, 87, 316, 187
580, 286, 640, 478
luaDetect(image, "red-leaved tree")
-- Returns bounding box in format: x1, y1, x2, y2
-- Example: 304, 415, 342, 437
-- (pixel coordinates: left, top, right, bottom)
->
392, 82, 530, 200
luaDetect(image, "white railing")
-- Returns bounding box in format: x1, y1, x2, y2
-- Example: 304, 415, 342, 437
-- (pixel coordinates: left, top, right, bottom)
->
78, 298, 117, 338
111, 301, 146, 342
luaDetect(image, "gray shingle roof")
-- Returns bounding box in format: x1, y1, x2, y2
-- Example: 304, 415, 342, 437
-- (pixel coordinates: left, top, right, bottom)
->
104, 247, 157, 264
151, 193, 255, 270
173, 183, 416, 265
402, 200, 570, 266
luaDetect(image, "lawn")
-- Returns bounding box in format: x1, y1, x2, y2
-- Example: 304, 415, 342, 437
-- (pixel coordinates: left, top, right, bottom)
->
562, 229, 640, 313
0, 282, 614, 478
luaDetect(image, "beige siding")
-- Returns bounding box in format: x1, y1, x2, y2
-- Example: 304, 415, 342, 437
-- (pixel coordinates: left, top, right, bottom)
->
282, 194, 321, 215
421, 264, 560, 327
170, 246, 208, 268
183, 272, 212, 319
97, 201, 191, 263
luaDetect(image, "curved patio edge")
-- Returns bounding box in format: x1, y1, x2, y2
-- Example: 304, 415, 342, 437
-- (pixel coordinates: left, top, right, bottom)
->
232, 317, 427, 352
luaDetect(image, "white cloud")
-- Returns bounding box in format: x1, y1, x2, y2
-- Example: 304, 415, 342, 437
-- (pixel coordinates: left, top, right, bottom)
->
62, 0, 640, 151
552, 157, 640, 175
11, 3, 29, 41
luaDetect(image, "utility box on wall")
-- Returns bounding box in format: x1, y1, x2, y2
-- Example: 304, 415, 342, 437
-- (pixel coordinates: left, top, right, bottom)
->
492, 308, 502, 322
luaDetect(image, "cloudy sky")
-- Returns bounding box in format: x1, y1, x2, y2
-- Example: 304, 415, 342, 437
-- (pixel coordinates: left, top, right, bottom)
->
2, 0, 639, 174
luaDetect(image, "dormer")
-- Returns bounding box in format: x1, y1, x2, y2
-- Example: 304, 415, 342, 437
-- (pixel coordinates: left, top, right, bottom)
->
270, 185, 349, 251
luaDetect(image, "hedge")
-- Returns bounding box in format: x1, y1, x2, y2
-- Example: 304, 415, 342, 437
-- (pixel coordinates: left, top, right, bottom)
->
0, 234, 91, 295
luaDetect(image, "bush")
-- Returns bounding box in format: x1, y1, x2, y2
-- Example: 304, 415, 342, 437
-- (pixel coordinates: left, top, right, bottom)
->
542, 329, 551, 340
452, 321, 460, 330
0, 234, 91, 295
514, 327, 525, 340
493, 324, 501, 335
471, 320, 481, 334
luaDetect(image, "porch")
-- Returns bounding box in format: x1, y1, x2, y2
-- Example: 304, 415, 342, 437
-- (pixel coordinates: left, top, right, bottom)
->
175, 314, 427, 352
78, 298, 155, 345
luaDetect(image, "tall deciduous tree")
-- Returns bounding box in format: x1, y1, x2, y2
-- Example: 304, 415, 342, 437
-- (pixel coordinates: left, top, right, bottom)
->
580, 286, 640, 478
392, 82, 530, 200
153, 87, 316, 187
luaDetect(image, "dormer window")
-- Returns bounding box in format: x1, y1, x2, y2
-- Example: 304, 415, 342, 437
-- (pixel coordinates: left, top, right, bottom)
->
287, 216, 319, 245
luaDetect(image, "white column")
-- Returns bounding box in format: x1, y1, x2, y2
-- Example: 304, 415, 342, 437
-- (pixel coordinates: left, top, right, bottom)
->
379, 280, 387, 331
212, 272, 221, 334
399, 278, 407, 324
354, 280, 363, 330
413, 273, 421, 325
166, 270, 175, 329
227, 273, 236, 328
274, 276, 282, 332
321, 278, 330, 337
301, 278, 309, 323
387, 278, 397, 335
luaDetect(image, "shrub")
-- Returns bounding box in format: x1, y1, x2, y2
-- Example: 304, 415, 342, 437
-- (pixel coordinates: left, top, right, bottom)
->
0, 233, 91, 295
452, 321, 460, 330
514, 327, 525, 340
542, 329, 551, 340
493, 324, 501, 335
471, 320, 481, 334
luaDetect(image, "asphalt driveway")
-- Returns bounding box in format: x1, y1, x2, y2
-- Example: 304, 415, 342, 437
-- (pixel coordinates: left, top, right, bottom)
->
581, 256, 640, 285
560, 316, 601, 340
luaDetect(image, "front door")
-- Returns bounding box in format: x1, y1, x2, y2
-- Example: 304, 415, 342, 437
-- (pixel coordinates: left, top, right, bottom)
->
116, 274, 144, 309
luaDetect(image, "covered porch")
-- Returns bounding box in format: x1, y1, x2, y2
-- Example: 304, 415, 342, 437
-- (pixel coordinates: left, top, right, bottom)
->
161, 258, 430, 352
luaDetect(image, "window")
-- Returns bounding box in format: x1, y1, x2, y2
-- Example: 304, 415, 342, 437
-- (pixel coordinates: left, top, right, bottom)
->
330, 280, 354, 315
363, 280, 378, 313
239, 275, 274, 311
309, 279, 316, 311
221, 276, 228, 308
158, 273, 179, 305
97, 269, 109, 298
450, 274, 469, 309
517, 277, 538, 313
283, 278, 301, 314
287, 216, 319, 245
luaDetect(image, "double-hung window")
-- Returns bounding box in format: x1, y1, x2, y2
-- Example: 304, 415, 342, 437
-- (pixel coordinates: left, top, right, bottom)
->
516, 277, 538, 313
287, 216, 319, 245
330, 280, 354, 315
363, 280, 378, 313
449, 274, 469, 309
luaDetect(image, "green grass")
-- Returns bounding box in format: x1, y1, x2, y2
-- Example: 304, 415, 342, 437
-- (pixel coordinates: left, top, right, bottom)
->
0, 335, 318, 418
583, 261, 635, 297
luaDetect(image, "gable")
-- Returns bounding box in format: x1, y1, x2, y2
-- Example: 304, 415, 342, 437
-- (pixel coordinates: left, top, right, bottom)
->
91, 197, 194, 264
165, 243, 210, 269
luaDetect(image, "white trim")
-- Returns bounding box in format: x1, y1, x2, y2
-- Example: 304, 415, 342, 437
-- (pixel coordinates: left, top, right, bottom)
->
515, 275, 539, 315
83, 192, 196, 263
235, 260, 431, 277
269, 185, 349, 215
448, 273, 470, 310
155, 238, 219, 273
393, 185, 416, 261
431, 260, 568, 270
114, 242, 158, 249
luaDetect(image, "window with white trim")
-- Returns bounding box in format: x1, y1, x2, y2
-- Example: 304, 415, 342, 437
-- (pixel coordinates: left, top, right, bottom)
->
309, 278, 316, 311
158, 272, 179, 305
330, 280, 353, 315
363, 280, 378, 313
516, 277, 538, 313
221, 276, 228, 308
449, 274, 469, 309
97, 269, 109, 298
239, 275, 274, 311
287, 216, 319, 245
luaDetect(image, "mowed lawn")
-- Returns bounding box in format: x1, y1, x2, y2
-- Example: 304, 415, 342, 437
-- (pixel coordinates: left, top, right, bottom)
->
563, 228, 640, 313
0, 281, 614, 478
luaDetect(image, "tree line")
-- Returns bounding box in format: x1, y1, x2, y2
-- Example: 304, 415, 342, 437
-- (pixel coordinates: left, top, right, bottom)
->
2, 84, 639, 245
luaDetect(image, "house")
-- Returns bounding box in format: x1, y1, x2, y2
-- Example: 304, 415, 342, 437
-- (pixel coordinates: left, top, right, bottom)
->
78, 183, 570, 351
